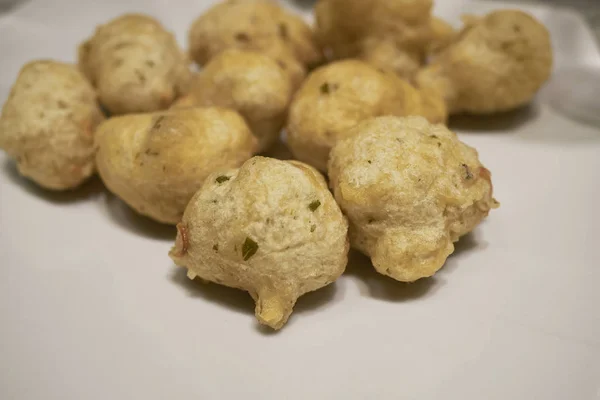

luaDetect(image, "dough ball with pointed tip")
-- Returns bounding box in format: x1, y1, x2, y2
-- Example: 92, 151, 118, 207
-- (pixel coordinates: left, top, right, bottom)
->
170, 156, 349, 330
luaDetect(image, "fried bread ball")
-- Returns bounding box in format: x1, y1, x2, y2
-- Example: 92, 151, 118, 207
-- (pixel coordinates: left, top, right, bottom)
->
315, 0, 434, 79
0, 60, 105, 190
252, 39, 307, 89
328, 116, 498, 282
171, 50, 293, 152
286, 60, 447, 172
79, 14, 192, 115
416, 10, 553, 114
188, 0, 322, 85
428, 17, 457, 56
95, 107, 257, 224
169, 156, 349, 330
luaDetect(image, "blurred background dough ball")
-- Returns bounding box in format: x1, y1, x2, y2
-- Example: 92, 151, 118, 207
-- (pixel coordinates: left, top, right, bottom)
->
79, 14, 192, 115
315, 0, 434, 79
188, 0, 322, 85
416, 10, 553, 114
172, 50, 294, 152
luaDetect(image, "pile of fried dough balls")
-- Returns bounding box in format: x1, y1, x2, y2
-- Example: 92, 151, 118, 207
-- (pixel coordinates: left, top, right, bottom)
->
0, 0, 552, 330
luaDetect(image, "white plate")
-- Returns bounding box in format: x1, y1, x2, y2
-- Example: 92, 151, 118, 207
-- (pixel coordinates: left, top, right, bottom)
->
1, 1, 599, 399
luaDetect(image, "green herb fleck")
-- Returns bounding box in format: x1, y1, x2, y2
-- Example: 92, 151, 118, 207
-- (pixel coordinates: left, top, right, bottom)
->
213, 244, 219, 251
216, 175, 230, 184
367, 160, 372, 164
134, 70, 146, 83
242, 237, 258, 261
309, 200, 321, 212
462, 164, 473, 180
152, 115, 165, 130
310, 224, 316, 232
321, 82, 332, 94
235, 32, 250, 42
278, 23, 288, 39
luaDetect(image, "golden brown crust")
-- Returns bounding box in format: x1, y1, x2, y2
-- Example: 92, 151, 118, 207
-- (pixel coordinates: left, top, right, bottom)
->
95, 107, 257, 224
0, 60, 105, 190
286, 60, 447, 171
315, 0, 434, 79
328, 116, 499, 282
416, 10, 553, 114
169, 156, 349, 330
427, 17, 457, 55
171, 50, 294, 152
188, 0, 322, 79
79, 14, 191, 115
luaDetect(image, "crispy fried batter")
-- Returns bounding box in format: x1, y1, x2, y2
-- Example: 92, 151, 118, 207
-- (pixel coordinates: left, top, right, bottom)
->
95, 107, 257, 224
0, 60, 105, 190
170, 157, 349, 329
328, 116, 498, 282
